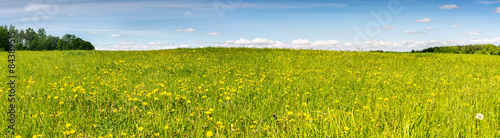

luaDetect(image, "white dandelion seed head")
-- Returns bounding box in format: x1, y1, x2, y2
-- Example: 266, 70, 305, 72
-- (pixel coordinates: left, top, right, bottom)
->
476, 113, 484, 120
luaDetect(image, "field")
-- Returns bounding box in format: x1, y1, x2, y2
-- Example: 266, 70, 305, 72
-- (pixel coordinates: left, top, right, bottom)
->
1, 47, 500, 137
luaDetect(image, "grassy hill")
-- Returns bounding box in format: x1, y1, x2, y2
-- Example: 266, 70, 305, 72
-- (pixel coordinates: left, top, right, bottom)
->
2, 48, 500, 137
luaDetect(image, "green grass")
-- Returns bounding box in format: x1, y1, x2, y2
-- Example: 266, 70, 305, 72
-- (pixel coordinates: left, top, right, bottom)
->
1, 47, 500, 137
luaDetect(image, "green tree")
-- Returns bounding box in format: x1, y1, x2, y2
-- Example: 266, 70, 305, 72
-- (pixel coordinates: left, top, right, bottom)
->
0, 26, 9, 51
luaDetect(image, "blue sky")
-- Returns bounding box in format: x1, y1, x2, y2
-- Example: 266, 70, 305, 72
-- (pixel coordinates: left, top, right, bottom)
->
1, 0, 500, 51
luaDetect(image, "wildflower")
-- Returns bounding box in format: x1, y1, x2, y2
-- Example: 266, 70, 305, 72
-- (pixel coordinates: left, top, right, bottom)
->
476, 113, 484, 120
53, 96, 59, 100
15, 135, 21, 138
186, 100, 192, 104
344, 126, 350, 131
65, 123, 72, 128
70, 130, 76, 134
225, 97, 231, 100
154, 133, 160, 137
165, 125, 169, 129
205, 131, 214, 137
121, 133, 127, 136
143, 102, 148, 105
138, 127, 144, 131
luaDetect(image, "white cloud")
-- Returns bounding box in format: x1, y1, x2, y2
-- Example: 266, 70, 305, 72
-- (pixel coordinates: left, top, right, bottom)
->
477, 1, 500, 4
251, 38, 275, 44
178, 44, 190, 48
118, 40, 138, 45
452, 25, 463, 28
207, 32, 220, 36
24, 3, 52, 12
497, 7, 500, 13
19, 16, 53, 21
109, 37, 500, 51
89, 31, 100, 34
382, 26, 396, 30
404, 31, 424, 34
291, 39, 311, 45
235, 39, 251, 44
147, 42, 170, 45
184, 11, 192, 15
111, 34, 123, 37
416, 18, 433, 23
176, 28, 196, 32
462, 31, 481, 36
311, 40, 340, 46
439, 4, 458, 10
426, 27, 436, 30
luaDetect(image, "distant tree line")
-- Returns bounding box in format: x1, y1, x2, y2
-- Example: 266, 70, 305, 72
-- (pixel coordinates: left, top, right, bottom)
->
0, 25, 94, 51
413, 44, 500, 55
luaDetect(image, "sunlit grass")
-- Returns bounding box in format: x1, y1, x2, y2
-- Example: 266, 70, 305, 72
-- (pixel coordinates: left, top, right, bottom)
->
1, 47, 500, 137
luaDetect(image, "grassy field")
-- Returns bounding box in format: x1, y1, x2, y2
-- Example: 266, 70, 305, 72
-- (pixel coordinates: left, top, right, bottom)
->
1, 47, 500, 137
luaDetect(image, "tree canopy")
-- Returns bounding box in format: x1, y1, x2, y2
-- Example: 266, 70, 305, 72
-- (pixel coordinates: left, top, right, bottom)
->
414, 44, 500, 55
0, 25, 95, 51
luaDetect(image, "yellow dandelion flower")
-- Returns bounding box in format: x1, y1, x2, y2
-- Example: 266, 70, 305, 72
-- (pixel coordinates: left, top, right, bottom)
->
65, 123, 71, 128
138, 127, 144, 131
344, 126, 350, 131
165, 125, 169, 129
53, 96, 59, 100
70, 130, 76, 134
121, 133, 127, 136
225, 97, 231, 100
186, 100, 192, 104
143, 102, 148, 105
15, 135, 21, 138
154, 133, 160, 137
205, 131, 214, 137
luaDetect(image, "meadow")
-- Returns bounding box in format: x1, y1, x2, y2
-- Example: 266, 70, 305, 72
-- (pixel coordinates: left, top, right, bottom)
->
1, 47, 500, 137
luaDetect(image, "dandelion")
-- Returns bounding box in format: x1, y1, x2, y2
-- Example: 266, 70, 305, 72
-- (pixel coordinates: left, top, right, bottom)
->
154, 133, 160, 137
186, 100, 192, 104
225, 96, 231, 100
70, 130, 76, 134
15, 135, 21, 138
205, 131, 214, 137
302, 102, 308, 107
65, 123, 72, 128
344, 126, 350, 131
53, 96, 59, 100
165, 125, 169, 129
476, 113, 484, 120
138, 127, 144, 131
